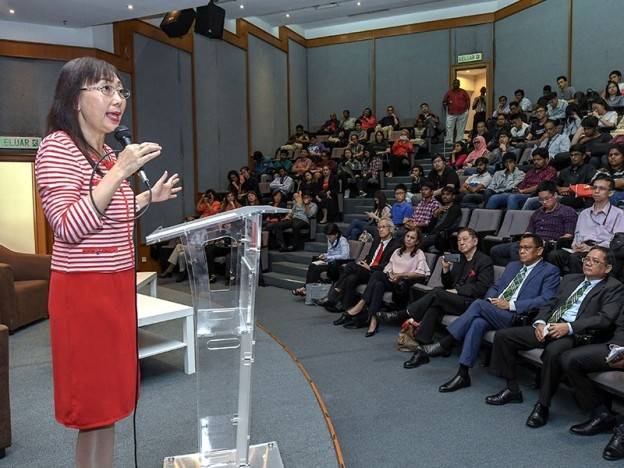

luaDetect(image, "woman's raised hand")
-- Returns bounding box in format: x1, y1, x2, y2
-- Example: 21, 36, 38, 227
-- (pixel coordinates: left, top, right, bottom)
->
115, 142, 162, 179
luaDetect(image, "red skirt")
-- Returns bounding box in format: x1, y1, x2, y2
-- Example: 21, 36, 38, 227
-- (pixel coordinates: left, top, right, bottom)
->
48, 269, 138, 429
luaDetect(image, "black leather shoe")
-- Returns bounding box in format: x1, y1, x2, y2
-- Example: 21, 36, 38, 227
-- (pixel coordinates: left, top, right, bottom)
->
485, 388, 524, 406
365, 323, 379, 337
377, 310, 409, 324
333, 314, 351, 326
420, 342, 452, 358
439, 374, 471, 393
175, 271, 188, 283
603, 425, 624, 461
526, 403, 549, 428
570, 412, 617, 436
343, 312, 368, 329
403, 350, 429, 369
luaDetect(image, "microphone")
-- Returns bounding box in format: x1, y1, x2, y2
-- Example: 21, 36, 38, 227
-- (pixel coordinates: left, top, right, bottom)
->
114, 125, 149, 184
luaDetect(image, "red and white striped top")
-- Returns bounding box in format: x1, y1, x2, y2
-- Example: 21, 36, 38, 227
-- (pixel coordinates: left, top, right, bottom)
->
35, 131, 135, 273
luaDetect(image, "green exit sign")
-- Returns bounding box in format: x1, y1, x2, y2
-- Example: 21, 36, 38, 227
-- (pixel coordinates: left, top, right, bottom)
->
457, 52, 483, 63
0, 136, 42, 150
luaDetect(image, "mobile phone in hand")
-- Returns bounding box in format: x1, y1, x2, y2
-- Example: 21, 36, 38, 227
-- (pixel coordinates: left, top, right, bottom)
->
443, 253, 461, 263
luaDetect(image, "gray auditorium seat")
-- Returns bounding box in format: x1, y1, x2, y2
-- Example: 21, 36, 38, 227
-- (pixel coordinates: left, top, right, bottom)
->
483, 210, 534, 244
467, 208, 503, 235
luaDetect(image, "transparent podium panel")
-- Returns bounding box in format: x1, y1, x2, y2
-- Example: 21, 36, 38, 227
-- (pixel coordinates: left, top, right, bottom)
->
146, 207, 289, 467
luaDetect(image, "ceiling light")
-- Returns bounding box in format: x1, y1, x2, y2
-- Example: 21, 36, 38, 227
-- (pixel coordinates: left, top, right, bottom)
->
357, 1, 362, 5
9, 9, 15, 14
285, 13, 290, 18
240, 4, 244, 9
317, 2, 339, 9
127, 4, 133, 10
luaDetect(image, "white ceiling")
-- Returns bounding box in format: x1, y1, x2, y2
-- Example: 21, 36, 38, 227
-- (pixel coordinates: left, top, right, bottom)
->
0, 0, 515, 31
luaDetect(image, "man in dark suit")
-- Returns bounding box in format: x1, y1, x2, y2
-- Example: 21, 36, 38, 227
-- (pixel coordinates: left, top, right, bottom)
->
559, 310, 624, 460
323, 219, 401, 319
486, 246, 623, 430
428, 234, 560, 393
403, 228, 494, 369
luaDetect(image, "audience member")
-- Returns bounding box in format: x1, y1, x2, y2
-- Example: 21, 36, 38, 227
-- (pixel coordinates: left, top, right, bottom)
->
272, 150, 293, 173
490, 181, 577, 266
316, 165, 340, 224
469, 121, 491, 146
281, 124, 310, 153
196, 189, 221, 217
571, 116, 612, 168
376, 105, 401, 139
514, 89, 532, 112
388, 129, 413, 177
462, 136, 491, 172
590, 98, 618, 132
291, 223, 350, 297
338, 229, 430, 336
459, 158, 493, 208
556, 144, 596, 209
244, 191, 261, 206
390, 184, 413, 227
419, 187, 462, 252
292, 149, 314, 178
509, 113, 530, 143
481, 152, 525, 207
408, 165, 425, 201
487, 132, 517, 170
220, 191, 241, 212
344, 190, 391, 240
317, 112, 340, 135
449, 140, 469, 169
486, 148, 556, 209
359, 107, 377, 135
548, 174, 624, 274
423, 234, 560, 392
605, 81, 624, 108
418, 102, 442, 141
492, 95, 511, 118
486, 246, 623, 430
487, 114, 511, 151
405, 182, 440, 231
267, 191, 317, 252
443, 79, 471, 145
556, 75, 576, 101
269, 167, 294, 198
360, 149, 383, 196
471, 87, 487, 129
295, 170, 320, 198
238, 166, 259, 201
560, 311, 624, 460
412, 117, 427, 147
401, 228, 494, 368
428, 154, 460, 196
593, 143, 624, 205
561, 103, 582, 140
320, 219, 401, 312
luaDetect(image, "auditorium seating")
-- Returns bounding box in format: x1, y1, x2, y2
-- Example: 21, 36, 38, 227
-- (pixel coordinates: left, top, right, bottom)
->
483, 209, 534, 250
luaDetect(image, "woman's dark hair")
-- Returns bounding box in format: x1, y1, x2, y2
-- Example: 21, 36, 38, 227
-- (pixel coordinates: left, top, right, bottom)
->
272, 190, 284, 204
343, 148, 353, 159
593, 97, 612, 111
227, 170, 239, 181
372, 190, 388, 214
453, 141, 468, 155
246, 191, 260, 206
374, 130, 385, 142
47, 57, 121, 159
412, 164, 424, 175
324, 223, 342, 247
204, 188, 218, 199
565, 103, 580, 120
252, 150, 264, 161
606, 80, 621, 98
399, 229, 421, 257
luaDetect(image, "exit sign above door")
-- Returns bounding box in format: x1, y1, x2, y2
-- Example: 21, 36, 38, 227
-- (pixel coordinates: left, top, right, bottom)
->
457, 52, 483, 63
0, 136, 41, 150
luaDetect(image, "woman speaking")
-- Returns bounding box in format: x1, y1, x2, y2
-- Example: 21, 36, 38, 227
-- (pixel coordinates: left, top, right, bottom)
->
35, 57, 180, 467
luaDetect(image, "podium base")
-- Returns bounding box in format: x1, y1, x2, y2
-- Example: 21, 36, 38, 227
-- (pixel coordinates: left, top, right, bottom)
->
163, 442, 284, 468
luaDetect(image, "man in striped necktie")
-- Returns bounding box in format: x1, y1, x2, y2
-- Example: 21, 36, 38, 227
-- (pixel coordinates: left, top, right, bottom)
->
416, 234, 560, 393
486, 246, 624, 429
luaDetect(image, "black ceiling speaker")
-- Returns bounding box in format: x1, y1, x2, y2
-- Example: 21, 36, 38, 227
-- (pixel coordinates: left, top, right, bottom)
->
160, 9, 196, 38
195, 1, 226, 39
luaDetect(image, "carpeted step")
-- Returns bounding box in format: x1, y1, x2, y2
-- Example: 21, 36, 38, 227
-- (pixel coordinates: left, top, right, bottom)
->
270, 250, 316, 265
263, 271, 305, 289
271, 261, 308, 278
342, 213, 365, 223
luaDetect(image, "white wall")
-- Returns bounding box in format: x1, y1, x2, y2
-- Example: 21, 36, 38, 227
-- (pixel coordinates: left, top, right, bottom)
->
0, 20, 114, 52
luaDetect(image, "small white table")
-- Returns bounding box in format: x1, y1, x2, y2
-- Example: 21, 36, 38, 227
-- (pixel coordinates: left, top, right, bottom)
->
137, 293, 195, 374
137, 271, 157, 297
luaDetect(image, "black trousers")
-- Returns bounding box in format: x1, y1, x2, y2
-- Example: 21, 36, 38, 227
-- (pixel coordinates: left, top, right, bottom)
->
406, 288, 474, 344
362, 270, 395, 316
331, 262, 373, 309
491, 326, 575, 406
560, 343, 621, 412
306, 261, 343, 284
205, 243, 230, 277
390, 155, 409, 176
267, 218, 309, 249
547, 249, 585, 274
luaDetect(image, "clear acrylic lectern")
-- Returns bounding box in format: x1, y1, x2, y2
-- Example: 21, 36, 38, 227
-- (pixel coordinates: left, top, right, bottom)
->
145, 206, 290, 468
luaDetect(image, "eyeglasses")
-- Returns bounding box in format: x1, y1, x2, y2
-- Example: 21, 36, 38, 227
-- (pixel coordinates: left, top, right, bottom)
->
583, 256, 606, 266
592, 185, 610, 192
81, 85, 131, 99
538, 195, 555, 203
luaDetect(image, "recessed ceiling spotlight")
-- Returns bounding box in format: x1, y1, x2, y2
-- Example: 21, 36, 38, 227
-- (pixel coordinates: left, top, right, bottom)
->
357, 1, 362, 6
127, 4, 133, 10
240, 4, 244, 9
285, 13, 290, 18
9, 8, 15, 14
